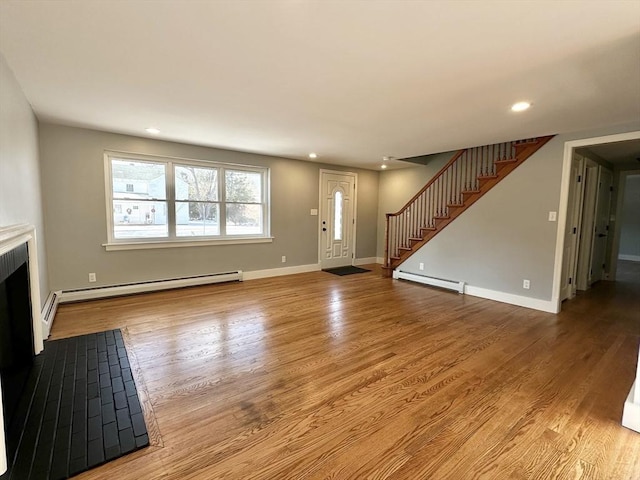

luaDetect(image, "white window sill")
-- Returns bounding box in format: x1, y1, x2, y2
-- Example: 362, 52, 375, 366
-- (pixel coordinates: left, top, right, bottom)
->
103, 236, 274, 251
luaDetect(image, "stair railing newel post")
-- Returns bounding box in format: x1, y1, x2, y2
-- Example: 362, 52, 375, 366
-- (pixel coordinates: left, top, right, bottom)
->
384, 213, 390, 268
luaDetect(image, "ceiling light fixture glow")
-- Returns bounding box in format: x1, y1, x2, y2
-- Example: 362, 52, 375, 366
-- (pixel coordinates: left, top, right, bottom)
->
308, 153, 318, 159
381, 164, 387, 169
511, 102, 531, 112
145, 127, 161, 134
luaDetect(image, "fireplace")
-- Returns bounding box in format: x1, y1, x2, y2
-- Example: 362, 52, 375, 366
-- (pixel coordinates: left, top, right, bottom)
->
0, 242, 35, 465
0, 225, 44, 476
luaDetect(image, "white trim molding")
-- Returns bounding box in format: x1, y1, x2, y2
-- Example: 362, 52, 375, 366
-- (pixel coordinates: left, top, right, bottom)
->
353, 257, 378, 266
618, 254, 640, 262
103, 236, 274, 251
622, 346, 640, 433
242, 263, 321, 281
464, 285, 558, 313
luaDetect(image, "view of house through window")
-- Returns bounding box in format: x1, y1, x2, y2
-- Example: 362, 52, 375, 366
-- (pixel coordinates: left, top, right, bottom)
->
106, 153, 269, 243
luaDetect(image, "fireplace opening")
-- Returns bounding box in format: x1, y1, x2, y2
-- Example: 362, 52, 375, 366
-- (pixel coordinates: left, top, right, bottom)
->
0, 243, 34, 464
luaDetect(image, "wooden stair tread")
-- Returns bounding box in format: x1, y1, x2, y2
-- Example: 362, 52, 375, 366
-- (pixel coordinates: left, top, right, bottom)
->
384, 135, 555, 272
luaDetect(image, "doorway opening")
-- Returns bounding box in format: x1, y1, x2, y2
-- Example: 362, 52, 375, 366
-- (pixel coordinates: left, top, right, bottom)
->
555, 132, 640, 310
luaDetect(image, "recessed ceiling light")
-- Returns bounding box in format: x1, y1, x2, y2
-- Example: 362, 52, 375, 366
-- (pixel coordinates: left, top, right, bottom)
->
145, 127, 160, 134
383, 156, 389, 162
511, 102, 531, 112
308, 153, 318, 159
381, 164, 388, 169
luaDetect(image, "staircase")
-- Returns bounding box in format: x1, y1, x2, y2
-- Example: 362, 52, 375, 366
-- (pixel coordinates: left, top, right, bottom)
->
383, 136, 554, 275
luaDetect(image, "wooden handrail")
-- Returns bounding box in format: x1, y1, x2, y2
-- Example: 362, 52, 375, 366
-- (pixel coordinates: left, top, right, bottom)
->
388, 149, 466, 217
383, 136, 554, 272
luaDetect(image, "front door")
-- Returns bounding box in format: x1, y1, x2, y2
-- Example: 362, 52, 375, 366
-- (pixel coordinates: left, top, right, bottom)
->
319, 170, 356, 269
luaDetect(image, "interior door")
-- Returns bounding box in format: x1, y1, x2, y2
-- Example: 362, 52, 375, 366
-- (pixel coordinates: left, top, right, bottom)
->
319, 170, 356, 269
561, 153, 585, 300
576, 159, 599, 290
589, 166, 613, 284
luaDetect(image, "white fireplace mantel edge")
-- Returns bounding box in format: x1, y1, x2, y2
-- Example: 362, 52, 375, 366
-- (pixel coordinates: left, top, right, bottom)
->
0, 223, 45, 474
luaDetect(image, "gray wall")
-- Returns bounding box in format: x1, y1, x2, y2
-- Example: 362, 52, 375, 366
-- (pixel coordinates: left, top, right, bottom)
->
619, 174, 640, 259
0, 55, 49, 306
378, 123, 640, 301
375, 151, 454, 258
38, 123, 378, 291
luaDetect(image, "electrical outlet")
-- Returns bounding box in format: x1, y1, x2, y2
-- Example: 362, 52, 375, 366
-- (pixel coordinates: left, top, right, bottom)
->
523, 279, 530, 289
88, 272, 97, 283
281, 256, 286, 263
419, 262, 424, 271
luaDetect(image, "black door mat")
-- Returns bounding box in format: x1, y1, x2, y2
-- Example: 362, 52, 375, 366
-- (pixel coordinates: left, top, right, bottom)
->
1, 329, 149, 480
323, 266, 371, 276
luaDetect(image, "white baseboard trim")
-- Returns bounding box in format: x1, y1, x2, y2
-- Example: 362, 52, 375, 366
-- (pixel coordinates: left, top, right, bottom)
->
243, 263, 321, 281
60, 271, 242, 303
376, 257, 384, 264
464, 285, 558, 313
41, 290, 61, 338
354, 257, 378, 266
618, 254, 640, 262
622, 381, 640, 433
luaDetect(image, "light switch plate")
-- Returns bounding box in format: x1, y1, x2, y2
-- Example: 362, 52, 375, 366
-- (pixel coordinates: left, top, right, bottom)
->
310, 209, 318, 216
548, 211, 557, 222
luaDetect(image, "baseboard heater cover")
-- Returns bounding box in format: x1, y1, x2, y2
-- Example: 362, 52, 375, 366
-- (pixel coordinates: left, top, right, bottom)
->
41, 290, 61, 337
393, 270, 465, 294
60, 271, 243, 303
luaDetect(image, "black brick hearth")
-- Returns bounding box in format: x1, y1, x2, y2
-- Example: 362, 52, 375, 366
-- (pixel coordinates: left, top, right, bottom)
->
1, 329, 149, 480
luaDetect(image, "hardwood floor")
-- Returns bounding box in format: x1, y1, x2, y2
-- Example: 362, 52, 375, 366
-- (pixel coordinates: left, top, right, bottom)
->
49, 265, 640, 479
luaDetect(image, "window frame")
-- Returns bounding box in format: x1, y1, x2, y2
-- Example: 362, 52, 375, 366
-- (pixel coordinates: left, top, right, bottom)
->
103, 151, 271, 251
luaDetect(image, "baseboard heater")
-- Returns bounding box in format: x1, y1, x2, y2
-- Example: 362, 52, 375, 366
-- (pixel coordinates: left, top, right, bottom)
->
393, 270, 465, 294
60, 270, 243, 303
42, 290, 61, 337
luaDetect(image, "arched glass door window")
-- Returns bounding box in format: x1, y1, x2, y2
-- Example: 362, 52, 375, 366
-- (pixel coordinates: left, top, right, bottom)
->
334, 190, 343, 241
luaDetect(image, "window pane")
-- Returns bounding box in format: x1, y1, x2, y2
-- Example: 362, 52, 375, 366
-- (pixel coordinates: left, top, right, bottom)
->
225, 170, 261, 203
226, 204, 263, 235
334, 191, 343, 241
112, 160, 166, 200
176, 202, 220, 237
113, 200, 168, 238
175, 166, 218, 201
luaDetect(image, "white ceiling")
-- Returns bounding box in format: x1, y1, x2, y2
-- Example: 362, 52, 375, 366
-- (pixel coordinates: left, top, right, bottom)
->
1, 1, 639, 170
